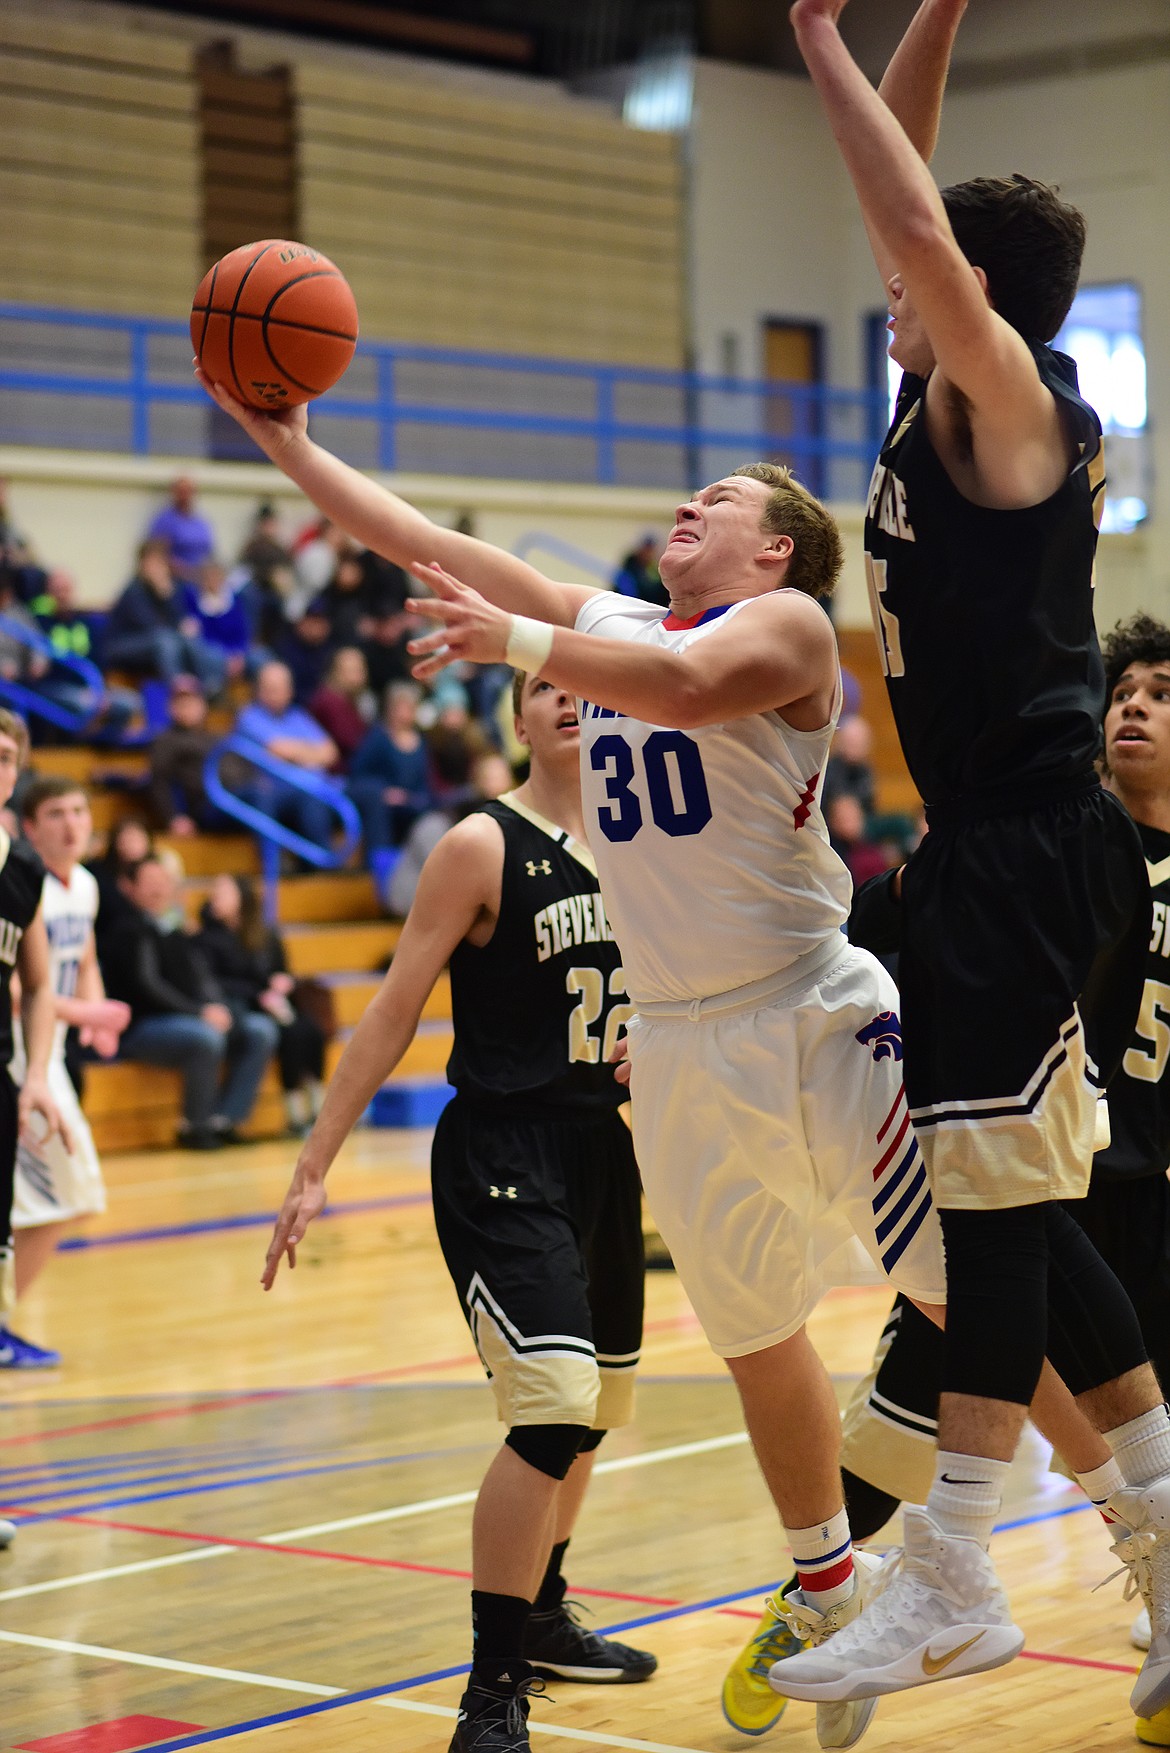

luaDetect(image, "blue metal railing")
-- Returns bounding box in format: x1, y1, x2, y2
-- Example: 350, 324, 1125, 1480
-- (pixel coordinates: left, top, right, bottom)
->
203, 734, 361, 920
0, 301, 887, 499
0, 612, 110, 735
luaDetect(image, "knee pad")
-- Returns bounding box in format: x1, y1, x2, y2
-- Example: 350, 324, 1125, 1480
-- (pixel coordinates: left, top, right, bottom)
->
577, 1428, 606, 1455
506, 1423, 589, 1481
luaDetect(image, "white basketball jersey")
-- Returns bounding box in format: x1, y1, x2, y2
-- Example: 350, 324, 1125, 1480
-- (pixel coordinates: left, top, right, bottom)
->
13, 865, 98, 1071
575, 593, 851, 1005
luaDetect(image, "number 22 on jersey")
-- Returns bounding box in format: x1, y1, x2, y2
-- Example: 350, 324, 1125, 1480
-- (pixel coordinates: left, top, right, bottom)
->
590, 730, 713, 843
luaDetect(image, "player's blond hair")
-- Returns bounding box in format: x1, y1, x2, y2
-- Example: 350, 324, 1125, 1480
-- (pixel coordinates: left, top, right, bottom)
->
0, 708, 29, 767
731, 463, 844, 600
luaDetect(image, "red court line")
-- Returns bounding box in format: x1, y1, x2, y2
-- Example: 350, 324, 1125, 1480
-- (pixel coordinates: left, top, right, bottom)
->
1020, 1649, 1138, 1676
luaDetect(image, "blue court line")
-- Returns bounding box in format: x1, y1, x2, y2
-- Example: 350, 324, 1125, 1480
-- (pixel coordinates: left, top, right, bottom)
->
57, 1190, 431, 1250
994, 1496, 1090, 1534
6, 1440, 496, 1525
3, 1447, 353, 1506
0, 1447, 301, 1490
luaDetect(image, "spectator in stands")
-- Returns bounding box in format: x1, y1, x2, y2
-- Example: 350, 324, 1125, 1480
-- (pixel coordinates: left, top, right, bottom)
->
234, 660, 338, 850
825, 792, 889, 887
313, 551, 388, 649
2, 567, 138, 740
308, 647, 373, 772
145, 475, 216, 586
293, 516, 348, 609
105, 855, 277, 1150
238, 503, 297, 645
426, 690, 491, 802
31, 570, 92, 661
0, 478, 44, 603
613, 534, 668, 607
195, 874, 327, 1136
823, 712, 877, 817
91, 817, 185, 950
0, 567, 52, 686
348, 680, 431, 855
145, 675, 231, 837
192, 561, 253, 680
274, 604, 334, 702
102, 540, 226, 695
385, 750, 511, 916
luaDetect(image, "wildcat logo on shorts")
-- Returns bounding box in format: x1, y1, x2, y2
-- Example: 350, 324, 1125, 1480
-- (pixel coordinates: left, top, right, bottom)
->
855, 1011, 903, 1061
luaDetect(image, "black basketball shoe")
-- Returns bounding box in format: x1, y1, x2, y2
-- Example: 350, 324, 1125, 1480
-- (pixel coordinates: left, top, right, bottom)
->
448, 1670, 546, 1751
523, 1600, 658, 1683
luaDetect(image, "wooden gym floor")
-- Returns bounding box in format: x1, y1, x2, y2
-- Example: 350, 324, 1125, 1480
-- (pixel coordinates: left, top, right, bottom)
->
0, 1128, 1146, 1753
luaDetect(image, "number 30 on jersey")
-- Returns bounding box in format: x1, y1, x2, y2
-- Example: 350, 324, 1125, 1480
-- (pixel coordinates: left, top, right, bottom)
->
590, 730, 712, 843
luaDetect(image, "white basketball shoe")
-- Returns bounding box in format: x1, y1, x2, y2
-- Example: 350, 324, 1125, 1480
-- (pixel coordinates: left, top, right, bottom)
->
767, 1548, 898, 1748
769, 1507, 1024, 1703
0, 1519, 14, 1550
1105, 1477, 1170, 1717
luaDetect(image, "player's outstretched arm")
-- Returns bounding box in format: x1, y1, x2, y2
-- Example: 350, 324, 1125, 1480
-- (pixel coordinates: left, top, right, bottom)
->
261, 813, 504, 1289
407, 562, 837, 730
195, 369, 595, 630
791, 0, 1055, 446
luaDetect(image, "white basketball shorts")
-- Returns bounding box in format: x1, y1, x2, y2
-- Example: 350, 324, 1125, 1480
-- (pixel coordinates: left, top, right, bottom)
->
624, 940, 946, 1358
12, 1060, 105, 1229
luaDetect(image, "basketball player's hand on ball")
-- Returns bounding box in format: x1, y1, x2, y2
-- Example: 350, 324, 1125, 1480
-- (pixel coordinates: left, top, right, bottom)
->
262, 1166, 327, 1289
406, 562, 512, 678
193, 364, 309, 461
18, 1075, 73, 1156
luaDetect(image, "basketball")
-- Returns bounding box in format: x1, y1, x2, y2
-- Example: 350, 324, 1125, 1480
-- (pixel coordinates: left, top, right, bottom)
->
190, 239, 359, 410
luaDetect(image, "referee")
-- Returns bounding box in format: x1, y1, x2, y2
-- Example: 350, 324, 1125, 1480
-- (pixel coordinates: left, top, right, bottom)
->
262, 672, 655, 1753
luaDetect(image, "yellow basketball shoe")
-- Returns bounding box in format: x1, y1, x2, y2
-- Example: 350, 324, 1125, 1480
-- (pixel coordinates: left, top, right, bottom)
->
721, 1584, 806, 1736
1138, 1707, 1170, 1746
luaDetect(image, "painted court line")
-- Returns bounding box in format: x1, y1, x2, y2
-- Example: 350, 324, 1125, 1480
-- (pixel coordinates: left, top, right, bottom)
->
58, 1191, 431, 1251
0, 1630, 705, 1753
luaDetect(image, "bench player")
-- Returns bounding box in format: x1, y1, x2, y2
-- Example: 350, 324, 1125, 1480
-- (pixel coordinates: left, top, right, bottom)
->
0, 711, 70, 1548
200, 366, 949, 1752
261, 673, 654, 1753
3, 777, 130, 1369
774, 0, 1170, 1718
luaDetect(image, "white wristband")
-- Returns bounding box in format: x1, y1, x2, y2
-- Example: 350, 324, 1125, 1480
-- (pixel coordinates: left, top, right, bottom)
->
505, 613, 555, 673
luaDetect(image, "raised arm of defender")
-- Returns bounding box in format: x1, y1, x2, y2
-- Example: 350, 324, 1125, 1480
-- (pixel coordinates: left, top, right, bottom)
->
260, 813, 505, 1288
792, 0, 1071, 504
407, 561, 838, 732
196, 369, 597, 630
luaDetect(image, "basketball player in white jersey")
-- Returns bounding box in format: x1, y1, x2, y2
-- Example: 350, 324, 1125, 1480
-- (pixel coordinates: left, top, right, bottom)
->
194, 367, 944, 1749
4, 777, 129, 1369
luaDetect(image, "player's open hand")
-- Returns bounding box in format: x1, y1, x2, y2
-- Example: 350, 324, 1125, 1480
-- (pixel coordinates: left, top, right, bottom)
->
262, 1166, 328, 1289
18, 1076, 74, 1156
405, 562, 512, 679
193, 363, 309, 460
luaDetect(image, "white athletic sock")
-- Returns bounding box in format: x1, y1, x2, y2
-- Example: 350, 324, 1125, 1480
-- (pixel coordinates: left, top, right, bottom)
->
925, 1451, 1011, 1548
1075, 1456, 1126, 1514
786, 1506, 855, 1614
1105, 1405, 1170, 1489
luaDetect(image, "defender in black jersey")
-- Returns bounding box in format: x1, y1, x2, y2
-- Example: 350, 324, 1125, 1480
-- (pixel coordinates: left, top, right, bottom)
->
778, 0, 1170, 1721
261, 675, 653, 1753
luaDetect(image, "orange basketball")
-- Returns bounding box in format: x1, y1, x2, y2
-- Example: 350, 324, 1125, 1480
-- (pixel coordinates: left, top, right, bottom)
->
190, 239, 359, 410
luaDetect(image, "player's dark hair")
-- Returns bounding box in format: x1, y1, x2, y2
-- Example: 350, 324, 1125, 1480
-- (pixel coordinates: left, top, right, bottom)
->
940, 174, 1086, 343
20, 774, 88, 822
730, 464, 844, 599
1102, 612, 1170, 704
511, 669, 527, 716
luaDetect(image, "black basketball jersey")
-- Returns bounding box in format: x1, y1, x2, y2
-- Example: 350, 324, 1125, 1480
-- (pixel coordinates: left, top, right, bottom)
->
864, 343, 1106, 807
0, 832, 44, 1070
445, 796, 630, 1111
1095, 821, 1170, 1182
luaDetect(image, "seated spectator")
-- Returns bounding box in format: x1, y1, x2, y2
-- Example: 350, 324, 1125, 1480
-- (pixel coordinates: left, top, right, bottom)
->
0, 565, 52, 686
273, 604, 334, 701
292, 516, 347, 608
426, 691, 492, 802
314, 550, 392, 649
103, 854, 278, 1149
102, 540, 226, 694
613, 534, 668, 607
0, 477, 45, 603
192, 561, 253, 680
238, 503, 297, 644
28, 569, 140, 738
308, 647, 373, 772
823, 713, 876, 817
91, 817, 185, 951
146, 475, 215, 586
234, 660, 339, 850
145, 675, 236, 837
825, 792, 889, 887
348, 680, 432, 855
195, 874, 327, 1135
385, 750, 511, 916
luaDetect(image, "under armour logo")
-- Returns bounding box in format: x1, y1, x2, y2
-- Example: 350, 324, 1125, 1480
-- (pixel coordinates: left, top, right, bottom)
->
526, 859, 551, 877
489, 1185, 518, 1199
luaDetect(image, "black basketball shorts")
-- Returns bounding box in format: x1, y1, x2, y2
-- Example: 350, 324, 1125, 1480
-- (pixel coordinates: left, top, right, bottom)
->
899, 777, 1149, 1211
431, 1098, 645, 1431
0, 1070, 18, 1314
